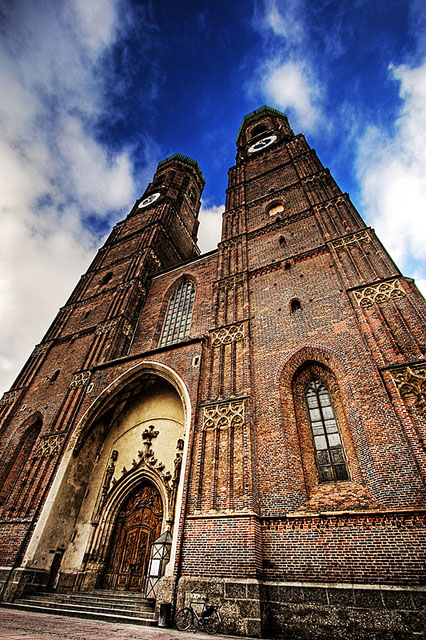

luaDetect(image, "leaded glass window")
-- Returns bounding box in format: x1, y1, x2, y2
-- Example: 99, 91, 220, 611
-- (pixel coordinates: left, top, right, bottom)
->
306, 380, 349, 482
160, 280, 195, 347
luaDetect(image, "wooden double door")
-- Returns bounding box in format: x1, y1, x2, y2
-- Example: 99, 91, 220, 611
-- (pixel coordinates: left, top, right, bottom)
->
103, 483, 163, 592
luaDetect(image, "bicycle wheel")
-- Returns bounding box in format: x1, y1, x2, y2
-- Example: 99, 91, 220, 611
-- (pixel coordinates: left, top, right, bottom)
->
175, 607, 193, 631
203, 610, 220, 634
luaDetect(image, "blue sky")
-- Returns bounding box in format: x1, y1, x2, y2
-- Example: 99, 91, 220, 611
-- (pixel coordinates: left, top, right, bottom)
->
1, 0, 426, 391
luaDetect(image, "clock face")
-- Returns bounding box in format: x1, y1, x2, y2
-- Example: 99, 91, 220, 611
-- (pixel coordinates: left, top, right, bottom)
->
248, 135, 277, 154
138, 192, 161, 208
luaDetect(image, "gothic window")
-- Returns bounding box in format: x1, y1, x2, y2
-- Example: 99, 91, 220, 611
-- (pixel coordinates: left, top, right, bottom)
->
305, 380, 349, 482
160, 280, 195, 347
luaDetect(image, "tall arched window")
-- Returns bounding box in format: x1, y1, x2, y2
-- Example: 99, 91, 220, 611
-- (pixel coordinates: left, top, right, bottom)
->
160, 280, 195, 347
305, 380, 349, 482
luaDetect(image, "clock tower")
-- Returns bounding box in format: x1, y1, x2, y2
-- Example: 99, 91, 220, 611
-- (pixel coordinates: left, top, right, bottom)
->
0, 106, 425, 640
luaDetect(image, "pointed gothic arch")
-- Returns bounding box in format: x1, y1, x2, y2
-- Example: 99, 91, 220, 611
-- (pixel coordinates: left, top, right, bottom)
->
22, 362, 191, 593
158, 276, 196, 347
278, 345, 370, 511
98, 479, 164, 591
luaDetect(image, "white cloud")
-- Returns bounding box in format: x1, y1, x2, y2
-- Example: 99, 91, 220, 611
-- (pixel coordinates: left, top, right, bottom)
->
252, 0, 323, 133
0, 0, 139, 392
356, 62, 426, 294
198, 204, 224, 254
263, 61, 321, 131
263, 0, 306, 45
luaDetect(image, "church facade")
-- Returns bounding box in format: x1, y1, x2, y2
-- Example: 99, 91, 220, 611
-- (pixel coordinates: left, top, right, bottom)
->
0, 106, 425, 638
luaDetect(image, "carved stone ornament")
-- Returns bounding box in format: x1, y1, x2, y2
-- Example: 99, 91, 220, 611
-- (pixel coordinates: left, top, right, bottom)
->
332, 231, 371, 249
203, 399, 245, 431
211, 323, 245, 347
95, 319, 118, 335
121, 319, 133, 336
389, 364, 426, 403
0, 389, 20, 407
33, 433, 65, 458
142, 424, 159, 444
353, 279, 406, 308
70, 370, 91, 389
32, 342, 51, 357
117, 280, 132, 291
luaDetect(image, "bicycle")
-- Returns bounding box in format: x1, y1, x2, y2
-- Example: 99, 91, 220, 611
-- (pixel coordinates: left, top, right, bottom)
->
175, 593, 221, 634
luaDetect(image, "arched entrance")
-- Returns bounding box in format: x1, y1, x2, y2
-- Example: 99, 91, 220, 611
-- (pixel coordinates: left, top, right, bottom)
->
22, 362, 192, 595
103, 482, 163, 591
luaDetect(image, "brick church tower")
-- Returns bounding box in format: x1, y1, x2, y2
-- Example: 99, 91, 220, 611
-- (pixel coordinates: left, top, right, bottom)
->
0, 106, 425, 638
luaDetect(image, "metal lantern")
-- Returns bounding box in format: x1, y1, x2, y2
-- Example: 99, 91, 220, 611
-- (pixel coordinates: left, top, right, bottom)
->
144, 529, 173, 599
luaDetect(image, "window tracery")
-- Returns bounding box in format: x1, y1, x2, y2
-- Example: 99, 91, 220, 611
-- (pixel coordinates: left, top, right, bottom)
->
305, 380, 349, 482
160, 280, 195, 347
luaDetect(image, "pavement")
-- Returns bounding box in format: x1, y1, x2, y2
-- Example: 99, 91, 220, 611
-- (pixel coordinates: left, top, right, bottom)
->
0, 608, 253, 640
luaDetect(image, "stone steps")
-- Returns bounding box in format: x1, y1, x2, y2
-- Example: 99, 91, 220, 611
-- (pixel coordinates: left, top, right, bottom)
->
1, 590, 156, 626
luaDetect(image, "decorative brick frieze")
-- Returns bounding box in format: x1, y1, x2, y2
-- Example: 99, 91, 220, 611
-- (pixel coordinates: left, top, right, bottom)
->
247, 209, 313, 240
249, 261, 282, 279
292, 245, 328, 264
121, 319, 133, 336
331, 230, 371, 249
353, 278, 406, 308
69, 370, 91, 389
210, 324, 245, 347
249, 245, 328, 279
0, 390, 20, 407
33, 433, 65, 458
388, 363, 426, 409
32, 342, 52, 357
95, 319, 118, 335
95, 318, 132, 336
316, 195, 348, 210
55, 327, 96, 344
202, 399, 245, 430
302, 168, 329, 184
217, 273, 245, 290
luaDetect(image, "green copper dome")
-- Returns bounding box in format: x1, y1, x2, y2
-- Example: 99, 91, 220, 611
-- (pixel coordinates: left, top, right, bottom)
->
236, 105, 288, 141
157, 153, 205, 185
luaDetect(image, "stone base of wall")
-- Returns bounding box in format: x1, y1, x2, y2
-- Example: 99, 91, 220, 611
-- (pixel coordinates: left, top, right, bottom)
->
0, 567, 48, 602
177, 577, 426, 639
177, 576, 263, 637
261, 581, 426, 640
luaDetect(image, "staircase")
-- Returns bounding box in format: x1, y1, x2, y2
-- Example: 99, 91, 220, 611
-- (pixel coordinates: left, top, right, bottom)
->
1, 590, 157, 626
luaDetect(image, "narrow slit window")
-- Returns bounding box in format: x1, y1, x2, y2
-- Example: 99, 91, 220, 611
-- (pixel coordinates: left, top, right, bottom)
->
160, 280, 195, 347
305, 380, 349, 482
291, 299, 301, 313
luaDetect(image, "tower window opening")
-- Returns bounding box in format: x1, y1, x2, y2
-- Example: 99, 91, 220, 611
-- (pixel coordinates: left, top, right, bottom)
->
160, 280, 195, 347
279, 235, 286, 245
49, 369, 60, 383
305, 380, 349, 483
99, 271, 113, 286
251, 124, 268, 138
268, 203, 284, 216
290, 299, 301, 313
